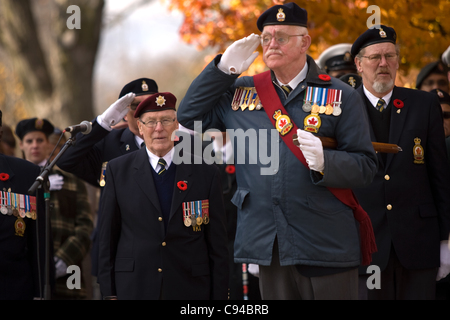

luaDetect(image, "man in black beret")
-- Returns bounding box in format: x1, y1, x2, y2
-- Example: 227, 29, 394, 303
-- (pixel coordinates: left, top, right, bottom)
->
57, 78, 159, 280
178, 2, 378, 300
352, 25, 450, 300
416, 61, 449, 93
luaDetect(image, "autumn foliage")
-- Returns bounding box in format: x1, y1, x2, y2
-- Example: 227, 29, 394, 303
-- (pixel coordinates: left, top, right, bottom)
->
166, 0, 450, 84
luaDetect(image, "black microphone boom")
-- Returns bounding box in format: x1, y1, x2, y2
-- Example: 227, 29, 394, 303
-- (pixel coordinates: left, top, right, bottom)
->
64, 120, 92, 135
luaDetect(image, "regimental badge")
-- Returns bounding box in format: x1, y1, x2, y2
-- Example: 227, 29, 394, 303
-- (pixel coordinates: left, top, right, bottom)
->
304, 113, 322, 133
155, 95, 166, 107
142, 80, 149, 92
99, 162, 108, 187
35, 119, 44, 130
273, 110, 293, 136
379, 27, 387, 38
15, 217, 25, 237
413, 137, 425, 164
276, 8, 286, 22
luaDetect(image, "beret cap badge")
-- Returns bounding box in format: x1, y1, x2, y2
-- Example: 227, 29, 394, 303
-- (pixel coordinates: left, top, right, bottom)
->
379, 28, 387, 38
141, 81, 149, 92
155, 95, 166, 107
276, 8, 286, 22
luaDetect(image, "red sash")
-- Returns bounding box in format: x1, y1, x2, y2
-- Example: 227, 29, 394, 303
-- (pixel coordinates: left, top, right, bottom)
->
253, 71, 377, 265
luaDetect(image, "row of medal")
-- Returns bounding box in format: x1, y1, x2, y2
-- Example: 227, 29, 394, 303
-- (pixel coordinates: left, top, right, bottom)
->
303, 86, 343, 116
182, 200, 209, 232
1, 189, 37, 220
231, 87, 263, 111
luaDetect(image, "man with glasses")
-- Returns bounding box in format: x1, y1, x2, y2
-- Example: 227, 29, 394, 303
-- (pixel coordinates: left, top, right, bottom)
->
97, 92, 228, 300
352, 25, 450, 299
178, 2, 377, 299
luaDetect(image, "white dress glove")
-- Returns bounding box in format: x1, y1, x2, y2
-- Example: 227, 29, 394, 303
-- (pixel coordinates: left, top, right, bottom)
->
218, 34, 260, 75
437, 240, 450, 281
48, 174, 64, 191
54, 256, 68, 279
296, 129, 325, 172
97, 92, 136, 130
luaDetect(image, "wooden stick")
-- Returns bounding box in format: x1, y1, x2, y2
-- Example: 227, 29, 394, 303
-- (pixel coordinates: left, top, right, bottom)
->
292, 134, 402, 154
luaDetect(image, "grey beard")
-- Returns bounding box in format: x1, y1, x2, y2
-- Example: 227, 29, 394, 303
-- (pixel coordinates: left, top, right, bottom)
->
372, 79, 394, 94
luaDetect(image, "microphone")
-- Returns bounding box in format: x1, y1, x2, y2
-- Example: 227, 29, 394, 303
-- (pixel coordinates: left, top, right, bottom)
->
64, 120, 92, 135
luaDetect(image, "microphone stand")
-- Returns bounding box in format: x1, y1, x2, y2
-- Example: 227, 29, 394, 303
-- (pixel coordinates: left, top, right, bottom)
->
28, 133, 78, 300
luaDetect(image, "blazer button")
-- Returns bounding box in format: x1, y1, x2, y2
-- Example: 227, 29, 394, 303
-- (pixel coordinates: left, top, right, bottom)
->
162, 242, 166, 247
387, 204, 392, 210
158, 217, 163, 222
384, 175, 390, 180
158, 268, 162, 273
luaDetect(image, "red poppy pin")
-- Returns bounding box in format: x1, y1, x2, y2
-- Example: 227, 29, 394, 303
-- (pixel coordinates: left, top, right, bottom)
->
0, 173, 9, 181
177, 181, 187, 191
393, 99, 404, 109
318, 74, 331, 81
225, 165, 235, 174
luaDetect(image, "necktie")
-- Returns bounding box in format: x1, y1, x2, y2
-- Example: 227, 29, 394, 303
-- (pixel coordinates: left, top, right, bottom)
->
376, 98, 385, 112
140, 142, 145, 149
281, 85, 292, 96
157, 158, 167, 175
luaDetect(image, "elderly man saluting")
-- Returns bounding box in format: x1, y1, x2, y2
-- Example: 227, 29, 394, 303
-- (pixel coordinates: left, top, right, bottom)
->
177, 3, 378, 300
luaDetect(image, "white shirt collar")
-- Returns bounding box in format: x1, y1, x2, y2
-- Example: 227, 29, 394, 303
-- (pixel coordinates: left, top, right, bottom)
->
276, 62, 309, 90
135, 135, 145, 149
146, 147, 175, 171
363, 85, 393, 109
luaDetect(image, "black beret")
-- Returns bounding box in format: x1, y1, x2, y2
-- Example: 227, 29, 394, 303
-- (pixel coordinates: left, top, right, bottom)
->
339, 73, 362, 89
430, 89, 450, 105
351, 25, 397, 57
15, 118, 54, 140
257, 2, 307, 32
416, 61, 449, 89
118, 78, 158, 99
134, 92, 177, 118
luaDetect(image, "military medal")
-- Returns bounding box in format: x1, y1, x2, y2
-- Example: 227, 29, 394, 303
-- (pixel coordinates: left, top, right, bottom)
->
6, 190, 12, 216
202, 200, 209, 225
183, 202, 191, 227
25, 194, 31, 219
273, 110, 294, 135
19, 194, 26, 218
302, 87, 312, 112
332, 89, 342, 116
14, 217, 26, 237
12, 192, 19, 217
248, 89, 258, 111
311, 87, 320, 114
232, 87, 244, 111
325, 88, 334, 115
413, 137, 425, 164
319, 88, 327, 114
0, 191, 7, 215
240, 88, 252, 111
99, 162, 107, 187
30, 196, 37, 220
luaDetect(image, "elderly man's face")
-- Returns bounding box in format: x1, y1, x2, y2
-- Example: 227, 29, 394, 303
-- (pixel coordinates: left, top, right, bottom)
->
137, 110, 179, 157
261, 25, 310, 73
356, 42, 399, 96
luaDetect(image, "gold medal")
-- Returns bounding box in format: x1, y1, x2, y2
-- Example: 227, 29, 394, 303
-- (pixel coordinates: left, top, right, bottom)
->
196, 216, 203, 225
99, 162, 107, 187
311, 104, 320, 114
325, 104, 333, 115
319, 106, 326, 114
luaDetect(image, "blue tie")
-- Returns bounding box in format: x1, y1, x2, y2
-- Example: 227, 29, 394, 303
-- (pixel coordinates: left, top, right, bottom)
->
376, 99, 385, 112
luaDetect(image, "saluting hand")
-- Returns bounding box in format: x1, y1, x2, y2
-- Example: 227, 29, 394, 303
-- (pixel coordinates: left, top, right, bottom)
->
98, 92, 136, 129
296, 129, 325, 173
218, 34, 260, 75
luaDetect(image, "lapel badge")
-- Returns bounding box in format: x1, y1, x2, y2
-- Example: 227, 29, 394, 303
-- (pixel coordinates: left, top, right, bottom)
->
276, 8, 286, 22
273, 110, 293, 135
413, 137, 425, 164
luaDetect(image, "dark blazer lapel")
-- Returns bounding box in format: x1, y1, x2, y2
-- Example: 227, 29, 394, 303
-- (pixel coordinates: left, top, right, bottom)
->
133, 148, 161, 214
386, 86, 408, 169
169, 162, 193, 222
120, 128, 139, 155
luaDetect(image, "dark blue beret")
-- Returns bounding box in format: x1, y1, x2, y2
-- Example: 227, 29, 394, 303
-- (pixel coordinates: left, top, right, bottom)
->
257, 2, 307, 32
118, 78, 158, 99
15, 118, 54, 140
351, 25, 397, 57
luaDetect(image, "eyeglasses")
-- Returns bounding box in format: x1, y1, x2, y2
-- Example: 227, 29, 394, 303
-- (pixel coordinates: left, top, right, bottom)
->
260, 32, 305, 46
360, 53, 398, 63
139, 118, 176, 128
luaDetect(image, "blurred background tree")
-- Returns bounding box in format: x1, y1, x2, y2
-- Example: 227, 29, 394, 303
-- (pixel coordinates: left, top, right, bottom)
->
168, 0, 450, 84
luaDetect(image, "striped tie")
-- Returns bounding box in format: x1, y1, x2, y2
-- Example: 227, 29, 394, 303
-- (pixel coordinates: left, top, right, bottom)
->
376, 98, 385, 112
281, 85, 292, 96
157, 158, 167, 175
